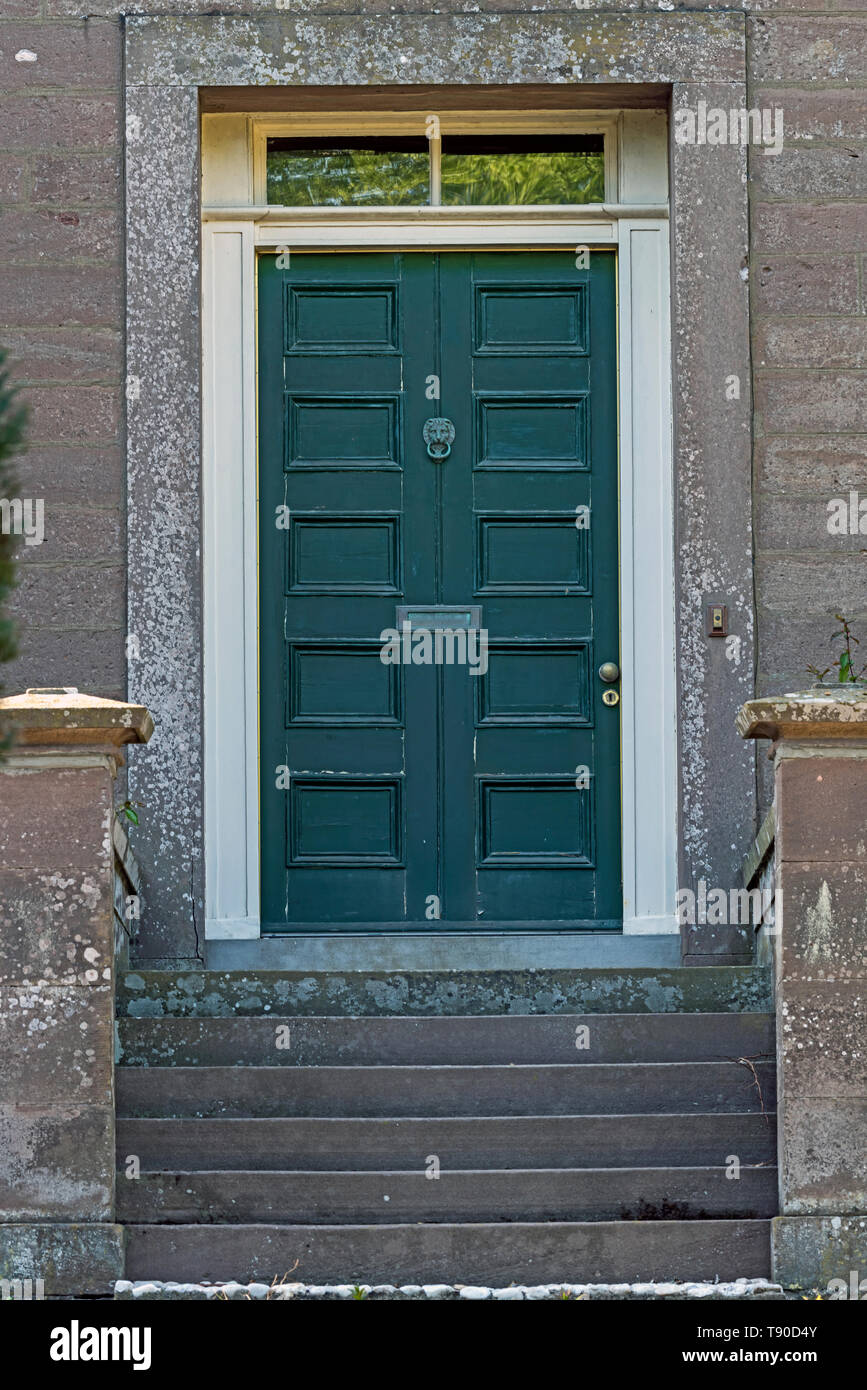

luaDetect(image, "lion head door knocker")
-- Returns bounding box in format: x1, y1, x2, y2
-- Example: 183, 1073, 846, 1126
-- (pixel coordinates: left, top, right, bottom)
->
423, 417, 456, 461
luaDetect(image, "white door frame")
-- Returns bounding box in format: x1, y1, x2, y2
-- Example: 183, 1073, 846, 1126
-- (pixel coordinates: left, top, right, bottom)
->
201, 111, 677, 939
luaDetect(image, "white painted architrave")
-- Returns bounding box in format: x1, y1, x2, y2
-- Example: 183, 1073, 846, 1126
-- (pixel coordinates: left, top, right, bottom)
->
202, 221, 260, 938
201, 112, 676, 939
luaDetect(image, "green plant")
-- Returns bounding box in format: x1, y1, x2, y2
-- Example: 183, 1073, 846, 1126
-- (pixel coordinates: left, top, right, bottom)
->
806, 614, 867, 685
117, 799, 140, 827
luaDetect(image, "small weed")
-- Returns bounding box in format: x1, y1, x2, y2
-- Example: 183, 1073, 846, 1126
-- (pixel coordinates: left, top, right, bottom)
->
807, 614, 867, 684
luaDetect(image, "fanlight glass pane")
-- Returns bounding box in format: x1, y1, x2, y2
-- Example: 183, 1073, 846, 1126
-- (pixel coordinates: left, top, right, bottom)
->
267, 137, 429, 206
440, 135, 605, 206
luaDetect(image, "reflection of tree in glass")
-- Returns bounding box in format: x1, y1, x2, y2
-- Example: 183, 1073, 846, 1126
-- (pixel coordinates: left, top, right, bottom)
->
441, 153, 605, 206
267, 151, 430, 206
266, 150, 606, 207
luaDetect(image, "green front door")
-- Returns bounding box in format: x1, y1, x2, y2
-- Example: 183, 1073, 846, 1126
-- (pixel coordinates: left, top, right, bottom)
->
258, 250, 621, 932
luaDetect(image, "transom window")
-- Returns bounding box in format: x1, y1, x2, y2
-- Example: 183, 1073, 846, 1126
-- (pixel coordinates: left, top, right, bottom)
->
263, 119, 608, 208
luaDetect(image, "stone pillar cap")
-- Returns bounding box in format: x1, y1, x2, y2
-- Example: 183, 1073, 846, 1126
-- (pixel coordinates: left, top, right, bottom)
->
737, 687, 867, 742
0, 688, 154, 747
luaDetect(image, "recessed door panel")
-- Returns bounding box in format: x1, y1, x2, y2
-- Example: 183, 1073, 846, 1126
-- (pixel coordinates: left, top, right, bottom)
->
474, 284, 587, 354
289, 516, 401, 594
287, 397, 401, 468
285, 284, 399, 353
476, 396, 588, 468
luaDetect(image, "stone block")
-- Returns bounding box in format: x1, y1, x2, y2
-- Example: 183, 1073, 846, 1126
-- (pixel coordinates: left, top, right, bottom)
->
776, 756, 867, 863
749, 18, 867, 83
754, 203, 867, 255
780, 1098, 867, 1214
0, 984, 113, 1105
0, 694, 151, 1240
753, 318, 867, 371
0, 767, 112, 873
0, 868, 113, 986
0, 208, 122, 265
757, 371, 867, 434
15, 506, 123, 568
752, 87, 867, 142
756, 494, 863, 554
0, 266, 122, 329
754, 256, 857, 316
680, 923, 752, 963
0, 94, 120, 150
124, 12, 746, 88
3, 327, 123, 384
1, 631, 125, 702
0, 0, 41, 16
755, 434, 867, 492
750, 148, 867, 201
31, 152, 122, 206
10, 564, 125, 628
773, 1215, 867, 1292
0, 1223, 124, 1298
779, 980, 867, 1098
10, 442, 122, 505
0, 21, 120, 92
778, 860, 867, 980
22, 386, 120, 447
0, 1103, 114, 1220
757, 556, 867, 618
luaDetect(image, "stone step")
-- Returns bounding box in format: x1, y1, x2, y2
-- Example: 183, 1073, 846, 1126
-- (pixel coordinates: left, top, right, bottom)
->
206, 932, 684, 973
117, 1012, 775, 1067
116, 1061, 776, 1119
124, 1219, 773, 1284
117, 1166, 778, 1225
117, 966, 773, 1019
116, 1112, 777, 1170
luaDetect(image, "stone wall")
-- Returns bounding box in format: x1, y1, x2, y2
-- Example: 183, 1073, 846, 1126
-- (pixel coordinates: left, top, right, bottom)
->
1, 15, 124, 697
749, 12, 867, 812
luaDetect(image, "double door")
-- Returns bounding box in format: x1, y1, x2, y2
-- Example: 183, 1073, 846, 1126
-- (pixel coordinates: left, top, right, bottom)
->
258, 249, 621, 931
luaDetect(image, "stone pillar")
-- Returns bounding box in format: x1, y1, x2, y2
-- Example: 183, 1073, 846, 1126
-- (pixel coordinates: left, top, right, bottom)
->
738, 689, 867, 1293
0, 689, 153, 1296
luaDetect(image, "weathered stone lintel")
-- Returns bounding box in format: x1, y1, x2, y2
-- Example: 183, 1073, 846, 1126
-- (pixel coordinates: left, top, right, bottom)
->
125, 12, 745, 90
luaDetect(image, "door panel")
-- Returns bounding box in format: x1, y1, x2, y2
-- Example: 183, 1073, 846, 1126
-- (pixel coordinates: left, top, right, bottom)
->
258, 250, 620, 932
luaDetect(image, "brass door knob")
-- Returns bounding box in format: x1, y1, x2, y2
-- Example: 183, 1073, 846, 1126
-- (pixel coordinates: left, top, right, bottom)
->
598, 661, 620, 683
